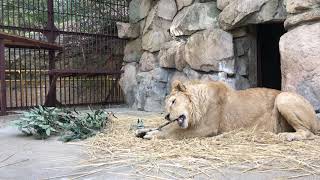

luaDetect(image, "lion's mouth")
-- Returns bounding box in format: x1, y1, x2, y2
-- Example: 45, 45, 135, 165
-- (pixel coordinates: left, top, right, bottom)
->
176, 115, 186, 127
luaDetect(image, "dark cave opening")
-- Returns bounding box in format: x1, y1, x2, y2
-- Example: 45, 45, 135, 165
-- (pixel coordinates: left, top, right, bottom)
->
257, 23, 286, 90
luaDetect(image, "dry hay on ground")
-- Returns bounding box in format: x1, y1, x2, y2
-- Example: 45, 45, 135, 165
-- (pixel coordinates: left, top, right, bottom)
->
78, 114, 320, 179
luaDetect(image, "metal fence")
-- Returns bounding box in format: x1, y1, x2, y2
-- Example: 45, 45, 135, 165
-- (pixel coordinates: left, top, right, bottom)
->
0, 0, 128, 115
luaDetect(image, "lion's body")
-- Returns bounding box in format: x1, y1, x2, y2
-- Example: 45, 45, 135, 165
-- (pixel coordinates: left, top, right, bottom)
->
140, 80, 320, 141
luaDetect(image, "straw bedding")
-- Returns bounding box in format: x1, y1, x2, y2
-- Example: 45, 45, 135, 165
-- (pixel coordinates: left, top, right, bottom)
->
82, 113, 320, 179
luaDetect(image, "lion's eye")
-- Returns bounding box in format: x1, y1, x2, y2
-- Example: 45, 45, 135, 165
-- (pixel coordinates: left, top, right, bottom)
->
172, 99, 176, 105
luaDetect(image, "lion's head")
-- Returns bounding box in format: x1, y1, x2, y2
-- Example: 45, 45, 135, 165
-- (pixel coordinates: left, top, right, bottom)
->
164, 80, 193, 129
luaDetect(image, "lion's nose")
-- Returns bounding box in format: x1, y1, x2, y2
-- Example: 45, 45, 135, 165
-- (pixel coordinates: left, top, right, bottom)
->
165, 114, 170, 121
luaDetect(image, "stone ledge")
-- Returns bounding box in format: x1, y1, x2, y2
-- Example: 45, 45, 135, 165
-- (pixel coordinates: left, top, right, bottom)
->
285, 8, 320, 30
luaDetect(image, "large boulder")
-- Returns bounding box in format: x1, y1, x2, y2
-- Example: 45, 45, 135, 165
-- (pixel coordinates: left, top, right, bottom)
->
217, 0, 233, 10
169, 71, 189, 83
143, 4, 172, 34
280, 22, 320, 110
176, 0, 193, 10
123, 38, 143, 62
129, 0, 152, 23
175, 42, 188, 71
230, 27, 248, 38
234, 37, 250, 56
142, 30, 171, 52
285, 0, 320, 14
139, 19, 146, 35
157, 0, 178, 20
219, 0, 286, 30
284, 8, 320, 29
133, 68, 171, 111
158, 41, 187, 71
116, 22, 140, 39
151, 67, 171, 83
201, 72, 250, 90
170, 2, 220, 36
167, 71, 189, 92
201, 72, 225, 82
139, 52, 158, 72
185, 29, 235, 73
119, 63, 138, 106
168, 67, 206, 92
234, 75, 251, 90
183, 66, 203, 80
159, 42, 176, 69
132, 71, 151, 110
236, 56, 249, 76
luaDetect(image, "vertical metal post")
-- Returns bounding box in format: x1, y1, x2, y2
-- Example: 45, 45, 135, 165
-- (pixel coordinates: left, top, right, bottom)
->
45, 0, 58, 106
0, 39, 7, 115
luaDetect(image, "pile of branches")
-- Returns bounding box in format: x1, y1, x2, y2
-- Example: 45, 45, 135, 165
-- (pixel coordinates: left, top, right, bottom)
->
13, 106, 110, 142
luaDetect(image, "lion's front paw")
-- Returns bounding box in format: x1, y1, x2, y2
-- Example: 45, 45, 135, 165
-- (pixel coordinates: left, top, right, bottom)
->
135, 128, 159, 140
278, 133, 296, 141
278, 132, 315, 141
278, 130, 316, 141
143, 130, 160, 140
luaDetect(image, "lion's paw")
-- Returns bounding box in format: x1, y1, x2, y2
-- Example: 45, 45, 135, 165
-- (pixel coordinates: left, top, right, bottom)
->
278, 132, 315, 141
143, 130, 160, 140
135, 128, 158, 139
278, 131, 315, 141
278, 133, 297, 141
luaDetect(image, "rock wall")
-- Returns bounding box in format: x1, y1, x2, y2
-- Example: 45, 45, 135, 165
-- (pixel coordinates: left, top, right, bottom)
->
118, 0, 253, 112
118, 0, 320, 112
280, 0, 320, 110
218, 0, 320, 110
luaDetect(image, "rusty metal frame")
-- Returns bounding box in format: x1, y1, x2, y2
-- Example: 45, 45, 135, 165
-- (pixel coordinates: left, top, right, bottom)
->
0, 38, 6, 115
0, 0, 128, 115
0, 31, 62, 115
0, 32, 62, 50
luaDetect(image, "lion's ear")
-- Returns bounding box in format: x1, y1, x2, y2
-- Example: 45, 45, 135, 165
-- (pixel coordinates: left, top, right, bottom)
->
172, 80, 186, 92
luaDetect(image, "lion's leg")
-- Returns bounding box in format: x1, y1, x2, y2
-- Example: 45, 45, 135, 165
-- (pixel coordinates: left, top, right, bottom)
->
143, 129, 161, 140
136, 123, 178, 140
275, 92, 317, 141
138, 123, 218, 140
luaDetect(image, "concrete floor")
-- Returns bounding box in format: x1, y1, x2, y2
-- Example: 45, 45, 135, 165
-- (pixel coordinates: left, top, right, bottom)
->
0, 108, 319, 180
0, 108, 160, 180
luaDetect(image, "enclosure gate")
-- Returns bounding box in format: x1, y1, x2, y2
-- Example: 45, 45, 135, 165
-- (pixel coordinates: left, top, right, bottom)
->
0, 0, 128, 115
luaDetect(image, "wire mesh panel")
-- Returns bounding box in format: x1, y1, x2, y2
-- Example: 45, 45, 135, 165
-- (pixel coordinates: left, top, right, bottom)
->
4, 48, 50, 109
53, 0, 128, 105
0, 0, 128, 112
0, 0, 50, 110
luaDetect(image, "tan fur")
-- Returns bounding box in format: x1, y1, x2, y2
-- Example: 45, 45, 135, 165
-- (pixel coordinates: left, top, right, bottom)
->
137, 80, 320, 141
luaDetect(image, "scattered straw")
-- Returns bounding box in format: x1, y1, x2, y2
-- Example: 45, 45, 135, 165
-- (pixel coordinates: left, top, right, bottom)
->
77, 114, 320, 179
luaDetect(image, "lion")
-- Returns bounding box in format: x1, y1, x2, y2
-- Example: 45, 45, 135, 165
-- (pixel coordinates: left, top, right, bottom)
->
136, 80, 320, 141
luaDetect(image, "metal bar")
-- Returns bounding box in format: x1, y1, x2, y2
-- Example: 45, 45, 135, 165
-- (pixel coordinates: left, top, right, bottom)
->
46, 0, 57, 106
14, 48, 17, 108
24, 48, 27, 107
0, 32, 62, 50
28, 49, 32, 106
8, 48, 12, 108
34, 48, 38, 106
0, 38, 7, 115
18, 47, 22, 107
47, 70, 122, 77
38, 49, 42, 105
0, 0, 4, 26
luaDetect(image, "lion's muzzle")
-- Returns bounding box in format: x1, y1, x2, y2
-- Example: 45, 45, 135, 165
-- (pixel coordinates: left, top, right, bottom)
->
165, 114, 187, 128
165, 114, 170, 121
177, 115, 186, 128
